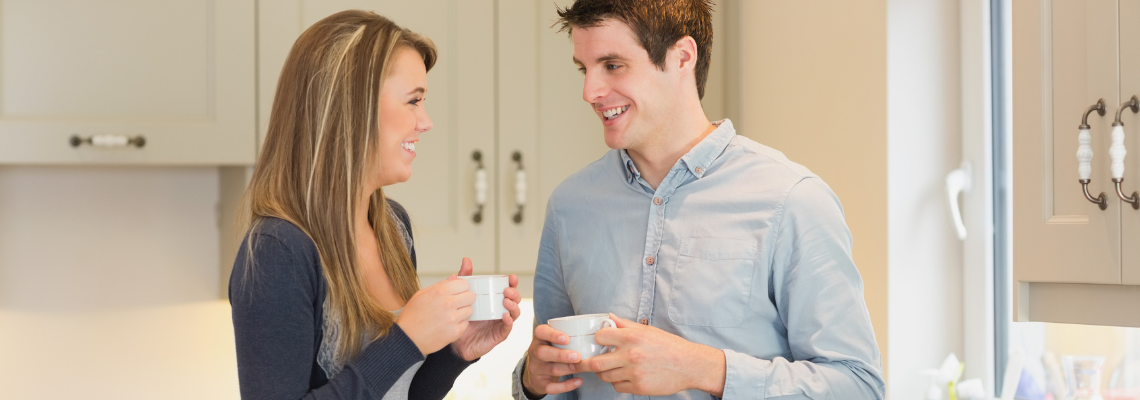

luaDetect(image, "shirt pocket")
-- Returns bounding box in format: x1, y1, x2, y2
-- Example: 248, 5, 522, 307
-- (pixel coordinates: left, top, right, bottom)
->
667, 237, 758, 327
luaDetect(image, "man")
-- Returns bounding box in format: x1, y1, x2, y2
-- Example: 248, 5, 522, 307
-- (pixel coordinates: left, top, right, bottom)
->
512, 1, 884, 399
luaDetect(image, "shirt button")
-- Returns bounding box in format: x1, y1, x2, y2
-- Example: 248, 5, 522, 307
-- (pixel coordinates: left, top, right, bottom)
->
627, 174, 632, 180
653, 197, 662, 205
639, 318, 649, 325
645, 256, 655, 265
695, 166, 703, 174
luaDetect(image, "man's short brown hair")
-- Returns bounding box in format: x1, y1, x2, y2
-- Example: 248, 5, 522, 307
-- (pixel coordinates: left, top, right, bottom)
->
556, 0, 714, 99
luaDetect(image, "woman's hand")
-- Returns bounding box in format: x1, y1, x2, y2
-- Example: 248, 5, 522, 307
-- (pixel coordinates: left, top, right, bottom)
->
451, 257, 523, 361
396, 274, 475, 356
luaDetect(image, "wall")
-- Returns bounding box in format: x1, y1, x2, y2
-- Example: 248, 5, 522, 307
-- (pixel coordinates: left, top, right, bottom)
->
723, 0, 891, 380
0, 166, 238, 399
887, 0, 967, 399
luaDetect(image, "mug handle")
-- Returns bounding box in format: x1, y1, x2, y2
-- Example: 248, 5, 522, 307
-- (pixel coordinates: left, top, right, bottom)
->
602, 318, 617, 354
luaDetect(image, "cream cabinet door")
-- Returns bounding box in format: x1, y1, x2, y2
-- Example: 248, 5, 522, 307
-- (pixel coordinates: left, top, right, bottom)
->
259, 0, 497, 275
496, 0, 612, 275
1013, 0, 1121, 287
1120, 0, 1140, 284
0, 0, 255, 165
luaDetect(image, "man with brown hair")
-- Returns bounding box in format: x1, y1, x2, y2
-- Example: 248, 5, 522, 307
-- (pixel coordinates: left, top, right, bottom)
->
512, 1, 884, 399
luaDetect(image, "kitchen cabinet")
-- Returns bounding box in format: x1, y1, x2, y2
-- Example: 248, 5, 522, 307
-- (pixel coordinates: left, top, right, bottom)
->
1013, 0, 1140, 326
253, 0, 608, 280
0, 0, 256, 165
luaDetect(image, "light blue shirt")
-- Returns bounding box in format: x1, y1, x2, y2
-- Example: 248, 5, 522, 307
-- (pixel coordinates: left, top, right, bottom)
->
512, 120, 884, 400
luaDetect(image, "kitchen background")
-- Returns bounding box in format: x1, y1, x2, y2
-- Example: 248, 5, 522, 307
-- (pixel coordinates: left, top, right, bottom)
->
1, 0, 1135, 399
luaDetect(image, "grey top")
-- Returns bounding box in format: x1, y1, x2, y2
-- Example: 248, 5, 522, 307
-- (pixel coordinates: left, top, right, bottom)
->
511, 120, 884, 400
230, 200, 473, 400
383, 309, 425, 400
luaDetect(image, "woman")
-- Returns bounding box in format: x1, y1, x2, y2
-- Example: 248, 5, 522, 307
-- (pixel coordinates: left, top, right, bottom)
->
229, 10, 522, 399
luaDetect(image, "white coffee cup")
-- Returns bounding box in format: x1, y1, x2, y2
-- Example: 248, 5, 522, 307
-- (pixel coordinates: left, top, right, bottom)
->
458, 275, 509, 321
548, 313, 617, 359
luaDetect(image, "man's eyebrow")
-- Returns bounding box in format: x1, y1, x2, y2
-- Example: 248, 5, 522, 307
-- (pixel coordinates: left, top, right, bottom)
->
596, 53, 625, 63
572, 53, 627, 68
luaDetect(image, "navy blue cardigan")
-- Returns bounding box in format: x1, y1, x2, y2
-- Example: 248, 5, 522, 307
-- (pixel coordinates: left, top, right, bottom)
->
229, 201, 471, 399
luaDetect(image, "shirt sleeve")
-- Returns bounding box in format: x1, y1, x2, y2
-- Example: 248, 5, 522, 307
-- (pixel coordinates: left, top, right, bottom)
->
230, 231, 426, 400
512, 200, 580, 400
720, 177, 884, 400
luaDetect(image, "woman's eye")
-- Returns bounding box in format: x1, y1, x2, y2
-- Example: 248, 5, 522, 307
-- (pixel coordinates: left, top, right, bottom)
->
409, 98, 423, 106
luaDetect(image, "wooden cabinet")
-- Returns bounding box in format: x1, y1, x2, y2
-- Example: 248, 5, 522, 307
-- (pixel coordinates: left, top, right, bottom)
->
256, 0, 607, 278
496, 0, 613, 274
1013, 0, 1140, 326
0, 0, 256, 165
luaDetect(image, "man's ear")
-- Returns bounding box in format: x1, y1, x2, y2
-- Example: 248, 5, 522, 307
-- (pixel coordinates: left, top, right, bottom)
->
671, 36, 699, 72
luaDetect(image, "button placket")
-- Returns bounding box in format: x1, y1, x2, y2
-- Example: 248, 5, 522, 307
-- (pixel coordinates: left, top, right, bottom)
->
634, 171, 685, 326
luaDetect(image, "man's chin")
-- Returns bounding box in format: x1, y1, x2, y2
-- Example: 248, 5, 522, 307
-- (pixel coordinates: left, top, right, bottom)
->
603, 128, 628, 150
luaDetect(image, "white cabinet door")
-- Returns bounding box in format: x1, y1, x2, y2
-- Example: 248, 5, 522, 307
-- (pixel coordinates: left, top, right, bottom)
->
496, 0, 612, 275
0, 0, 255, 165
258, 0, 497, 275
1013, 0, 1121, 286
1120, 0, 1140, 284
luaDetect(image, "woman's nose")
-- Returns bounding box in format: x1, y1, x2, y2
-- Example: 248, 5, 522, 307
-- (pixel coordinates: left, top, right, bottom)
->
418, 111, 433, 132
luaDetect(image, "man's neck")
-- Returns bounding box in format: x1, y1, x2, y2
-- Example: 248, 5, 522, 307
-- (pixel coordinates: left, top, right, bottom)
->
627, 110, 716, 190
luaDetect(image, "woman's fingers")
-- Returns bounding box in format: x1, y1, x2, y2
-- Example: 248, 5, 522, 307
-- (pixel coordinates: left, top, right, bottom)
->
457, 257, 474, 276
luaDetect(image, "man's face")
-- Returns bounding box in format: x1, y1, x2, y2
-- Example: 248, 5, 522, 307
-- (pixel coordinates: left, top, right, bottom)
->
572, 19, 678, 151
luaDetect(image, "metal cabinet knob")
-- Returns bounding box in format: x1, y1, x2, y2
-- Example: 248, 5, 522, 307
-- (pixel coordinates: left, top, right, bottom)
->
1110, 96, 1140, 209
1077, 99, 1108, 210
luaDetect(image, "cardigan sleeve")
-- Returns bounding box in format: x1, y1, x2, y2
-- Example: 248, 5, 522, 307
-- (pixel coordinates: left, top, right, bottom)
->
230, 220, 427, 400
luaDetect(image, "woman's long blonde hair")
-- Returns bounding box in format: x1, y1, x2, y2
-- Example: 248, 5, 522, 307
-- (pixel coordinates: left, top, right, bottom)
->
240, 10, 437, 362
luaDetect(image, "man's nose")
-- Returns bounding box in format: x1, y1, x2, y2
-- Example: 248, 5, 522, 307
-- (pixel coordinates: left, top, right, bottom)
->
582, 70, 607, 104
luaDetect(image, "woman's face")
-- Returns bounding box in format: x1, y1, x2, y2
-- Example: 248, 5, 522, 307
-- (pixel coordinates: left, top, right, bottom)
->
372, 46, 432, 189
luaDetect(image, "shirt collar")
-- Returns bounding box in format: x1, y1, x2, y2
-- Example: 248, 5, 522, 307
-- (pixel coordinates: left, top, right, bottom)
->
620, 119, 736, 185
679, 119, 735, 179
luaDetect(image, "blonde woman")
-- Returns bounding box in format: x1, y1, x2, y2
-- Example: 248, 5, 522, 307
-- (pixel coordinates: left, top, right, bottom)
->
229, 10, 522, 400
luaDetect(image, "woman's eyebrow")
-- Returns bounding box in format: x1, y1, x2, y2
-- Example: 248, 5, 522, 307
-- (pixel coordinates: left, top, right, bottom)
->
406, 87, 425, 96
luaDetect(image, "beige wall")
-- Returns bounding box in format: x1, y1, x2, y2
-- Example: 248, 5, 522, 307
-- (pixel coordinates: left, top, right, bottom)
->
721, 0, 890, 377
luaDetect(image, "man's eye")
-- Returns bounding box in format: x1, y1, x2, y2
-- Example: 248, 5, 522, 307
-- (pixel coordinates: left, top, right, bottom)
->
606, 64, 620, 70
577, 67, 586, 74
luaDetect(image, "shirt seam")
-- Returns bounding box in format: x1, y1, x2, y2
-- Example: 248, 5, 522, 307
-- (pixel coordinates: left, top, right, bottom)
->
764, 176, 814, 285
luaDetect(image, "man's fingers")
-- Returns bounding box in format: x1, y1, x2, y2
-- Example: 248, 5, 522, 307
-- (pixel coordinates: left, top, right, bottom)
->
544, 377, 583, 395
534, 324, 569, 345
595, 364, 631, 383
576, 352, 621, 373
509, 273, 519, 288
535, 343, 581, 363
611, 380, 635, 394
609, 313, 638, 328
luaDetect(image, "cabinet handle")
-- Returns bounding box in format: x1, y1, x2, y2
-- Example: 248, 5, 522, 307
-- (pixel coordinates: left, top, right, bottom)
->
472, 150, 487, 223
1110, 95, 1140, 209
69, 134, 145, 148
511, 151, 526, 224
946, 161, 972, 240
1077, 99, 1108, 210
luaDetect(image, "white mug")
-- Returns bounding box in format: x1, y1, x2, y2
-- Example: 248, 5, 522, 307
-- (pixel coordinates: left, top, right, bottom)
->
548, 313, 617, 359
458, 275, 509, 321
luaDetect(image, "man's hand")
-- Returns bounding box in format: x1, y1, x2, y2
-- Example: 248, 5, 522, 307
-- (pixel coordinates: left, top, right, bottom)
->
521, 324, 586, 396
577, 314, 727, 397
